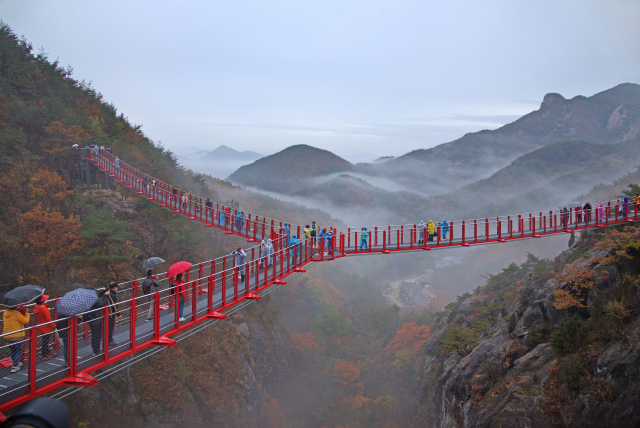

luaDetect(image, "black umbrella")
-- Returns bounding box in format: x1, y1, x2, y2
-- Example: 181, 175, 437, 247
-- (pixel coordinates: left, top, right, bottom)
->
55, 288, 99, 317
139, 257, 166, 270
1, 285, 44, 308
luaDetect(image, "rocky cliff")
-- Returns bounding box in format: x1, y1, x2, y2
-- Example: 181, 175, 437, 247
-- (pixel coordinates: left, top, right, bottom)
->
65, 301, 289, 428
413, 225, 640, 428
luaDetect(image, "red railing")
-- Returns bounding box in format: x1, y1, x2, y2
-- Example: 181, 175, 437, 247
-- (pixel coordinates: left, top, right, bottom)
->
0, 149, 637, 416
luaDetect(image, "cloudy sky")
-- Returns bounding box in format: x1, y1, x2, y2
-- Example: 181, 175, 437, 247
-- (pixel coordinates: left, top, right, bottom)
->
1, 0, 639, 161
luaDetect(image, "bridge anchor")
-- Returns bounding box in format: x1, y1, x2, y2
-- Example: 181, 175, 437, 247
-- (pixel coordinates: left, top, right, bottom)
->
206, 312, 227, 320
152, 337, 177, 347
293, 268, 306, 273
63, 372, 97, 388
246, 293, 261, 300
272, 280, 287, 285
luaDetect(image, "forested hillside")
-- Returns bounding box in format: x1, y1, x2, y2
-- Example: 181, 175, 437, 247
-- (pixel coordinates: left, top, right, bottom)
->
412, 214, 640, 428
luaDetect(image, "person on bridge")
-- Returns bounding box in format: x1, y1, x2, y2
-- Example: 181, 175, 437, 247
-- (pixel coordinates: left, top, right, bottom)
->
171, 273, 188, 321
561, 207, 569, 226
266, 239, 275, 267
115, 156, 120, 169
3, 305, 30, 373
104, 282, 121, 346
418, 221, 426, 244
597, 203, 605, 222
576, 205, 583, 223
143, 176, 149, 193
259, 240, 268, 271
360, 227, 369, 250
583, 202, 592, 223
326, 230, 334, 255
142, 270, 161, 322
318, 228, 327, 253
85, 288, 107, 356
232, 248, 247, 284
427, 220, 436, 242
622, 198, 629, 216
220, 207, 226, 226
237, 211, 244, 232
33, 295, 56, 360
282, 223, 290, 244
225, 206, 231, 227
181, 194, 188, 211
439, 219, 449, 240
311, 221, 318, 246
289, 234, 301, 263
304, 225, 311, 241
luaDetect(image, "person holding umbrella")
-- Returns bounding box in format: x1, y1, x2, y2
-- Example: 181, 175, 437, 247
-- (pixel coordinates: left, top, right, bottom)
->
171, 273, 188, 321
142, 270, 161, 322
231, 248, 247, 284
104, 282, 121, 346
83, 288, 107, 356
166, 261, 191, 322
33, 295, 56, 360
3, 305, 30, 372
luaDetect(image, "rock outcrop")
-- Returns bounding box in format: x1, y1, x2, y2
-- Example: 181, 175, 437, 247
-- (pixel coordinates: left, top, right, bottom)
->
413, 230, 640, 428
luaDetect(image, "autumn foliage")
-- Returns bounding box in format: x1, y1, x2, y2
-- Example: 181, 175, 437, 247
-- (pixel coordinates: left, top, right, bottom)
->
384, 322, 431, 357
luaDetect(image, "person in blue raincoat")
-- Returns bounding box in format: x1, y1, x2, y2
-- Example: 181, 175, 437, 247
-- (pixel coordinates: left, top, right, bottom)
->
438, 219, 449, 240
220, 207, 226, 226
326, 230, 334, 255
289, 234, 301, 263
318, 228, 327, 253
236, 211, 244, 231
360, 227, 369, 250
282, 222, 290, 244
622, 198, 629, 216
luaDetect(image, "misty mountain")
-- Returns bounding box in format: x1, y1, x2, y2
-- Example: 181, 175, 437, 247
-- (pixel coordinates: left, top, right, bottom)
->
203, 144, 263, 162
451, 139, 640, 207
227, 144, 353, 193
357, 83, 640, 194
282, 138, 640, 225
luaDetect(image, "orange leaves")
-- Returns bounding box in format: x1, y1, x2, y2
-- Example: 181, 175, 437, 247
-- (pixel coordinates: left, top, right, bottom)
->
21, 204, 82, 284
334, 359, 360, 384
28, 168, 72, 211
553, 266, 595, 310
384, 322, 431, 357
290, 332, 321, 353
76, 99, 102, 118
552, 289, 585, 310
42, 121, 90, 156
260, 394, 287, 428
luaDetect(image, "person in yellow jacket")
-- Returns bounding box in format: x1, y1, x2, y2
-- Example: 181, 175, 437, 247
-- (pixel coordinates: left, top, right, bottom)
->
3, 307, 30, 373
427, 220, 436, 242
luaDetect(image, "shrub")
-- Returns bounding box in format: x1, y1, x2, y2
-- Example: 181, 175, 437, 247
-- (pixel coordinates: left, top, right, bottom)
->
508, 314, 517, 333
551, 315, 587, 353
528, 324, 541, 348
561, 354, 589, 389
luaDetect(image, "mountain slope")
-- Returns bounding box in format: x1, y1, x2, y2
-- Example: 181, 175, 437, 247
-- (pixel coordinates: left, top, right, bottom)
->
362, 83, 640, 193
228, 144, 353, 193
204, 144, 263, 162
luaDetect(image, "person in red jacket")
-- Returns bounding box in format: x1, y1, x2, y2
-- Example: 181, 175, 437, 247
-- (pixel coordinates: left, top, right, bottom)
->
33, 295, 56, 359
171, 273, 188, 322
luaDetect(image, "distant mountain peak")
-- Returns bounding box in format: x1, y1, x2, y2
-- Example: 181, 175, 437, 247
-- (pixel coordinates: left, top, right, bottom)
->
540, 92, 566, 110
228, 144, 352, 193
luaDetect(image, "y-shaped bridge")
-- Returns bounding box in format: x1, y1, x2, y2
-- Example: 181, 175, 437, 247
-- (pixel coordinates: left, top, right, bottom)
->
0, 148, 636, 416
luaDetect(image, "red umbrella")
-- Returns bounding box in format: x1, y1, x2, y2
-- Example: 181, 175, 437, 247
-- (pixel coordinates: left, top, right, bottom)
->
166, 261, 192, 278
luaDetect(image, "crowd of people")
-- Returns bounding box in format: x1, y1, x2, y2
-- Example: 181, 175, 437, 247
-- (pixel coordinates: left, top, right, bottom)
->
1, 282, 123, 373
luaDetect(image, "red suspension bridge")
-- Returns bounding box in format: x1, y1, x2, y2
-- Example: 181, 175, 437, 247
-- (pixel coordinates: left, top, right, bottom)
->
0, 147, 636, 417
